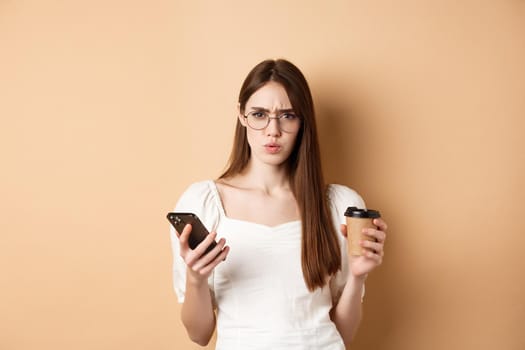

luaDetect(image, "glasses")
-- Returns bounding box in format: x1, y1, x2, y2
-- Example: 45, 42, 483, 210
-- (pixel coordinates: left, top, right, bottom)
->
243, 110, 301, 133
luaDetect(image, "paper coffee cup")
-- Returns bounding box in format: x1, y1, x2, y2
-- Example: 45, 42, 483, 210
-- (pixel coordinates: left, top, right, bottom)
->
344, 207, 381, 256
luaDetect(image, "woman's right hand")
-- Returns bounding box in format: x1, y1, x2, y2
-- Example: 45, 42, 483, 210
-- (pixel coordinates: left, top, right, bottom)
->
176, 224, 230, 284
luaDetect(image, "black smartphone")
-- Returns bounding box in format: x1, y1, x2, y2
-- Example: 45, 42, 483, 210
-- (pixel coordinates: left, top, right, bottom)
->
167, 212, 218, 254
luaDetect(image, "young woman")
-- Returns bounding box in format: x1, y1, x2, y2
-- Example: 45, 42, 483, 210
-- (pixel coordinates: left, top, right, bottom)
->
170, 59, 387, 349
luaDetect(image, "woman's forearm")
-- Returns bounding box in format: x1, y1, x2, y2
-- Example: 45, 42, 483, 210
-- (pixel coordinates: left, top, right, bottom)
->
180, 271, 216, 346
331, 275, 366, 345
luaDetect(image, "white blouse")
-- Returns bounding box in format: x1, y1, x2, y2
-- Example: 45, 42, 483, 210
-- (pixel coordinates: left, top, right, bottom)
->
170, 180, 366, 350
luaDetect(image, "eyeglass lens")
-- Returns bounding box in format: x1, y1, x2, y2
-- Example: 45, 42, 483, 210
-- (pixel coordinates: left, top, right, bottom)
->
245, 111, 300, 132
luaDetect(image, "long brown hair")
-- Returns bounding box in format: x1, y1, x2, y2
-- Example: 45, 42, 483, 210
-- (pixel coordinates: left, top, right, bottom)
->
219, 59, 341, 291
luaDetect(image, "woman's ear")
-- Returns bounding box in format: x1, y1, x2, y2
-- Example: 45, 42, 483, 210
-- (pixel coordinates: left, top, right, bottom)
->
237, 103, 247, 126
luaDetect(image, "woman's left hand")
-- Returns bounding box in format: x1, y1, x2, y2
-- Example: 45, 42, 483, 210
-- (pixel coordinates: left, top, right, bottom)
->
340, 218, 388, 278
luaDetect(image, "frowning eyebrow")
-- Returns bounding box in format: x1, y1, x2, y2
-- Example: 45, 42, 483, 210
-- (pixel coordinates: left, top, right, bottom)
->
248, 107, 295, 113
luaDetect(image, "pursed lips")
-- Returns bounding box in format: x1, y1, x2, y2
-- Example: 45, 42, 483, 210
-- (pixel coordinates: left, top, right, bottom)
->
264, 142, 282, 153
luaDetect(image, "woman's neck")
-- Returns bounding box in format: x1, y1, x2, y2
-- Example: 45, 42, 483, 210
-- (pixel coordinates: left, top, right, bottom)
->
233, 160, 291, 194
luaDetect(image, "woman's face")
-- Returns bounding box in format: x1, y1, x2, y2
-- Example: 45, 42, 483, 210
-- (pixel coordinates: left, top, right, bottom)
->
239, 81, 300, 168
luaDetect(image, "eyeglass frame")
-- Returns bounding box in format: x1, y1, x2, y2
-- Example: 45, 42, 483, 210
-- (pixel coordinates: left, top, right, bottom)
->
242, 109, 302, 132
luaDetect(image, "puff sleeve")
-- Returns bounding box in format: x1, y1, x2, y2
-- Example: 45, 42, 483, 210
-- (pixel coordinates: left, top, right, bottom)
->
169, 181, 221, 303
327, 184, 367, 305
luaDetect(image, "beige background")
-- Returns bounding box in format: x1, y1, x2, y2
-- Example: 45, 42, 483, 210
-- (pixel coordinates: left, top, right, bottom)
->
1, 1, 524, 349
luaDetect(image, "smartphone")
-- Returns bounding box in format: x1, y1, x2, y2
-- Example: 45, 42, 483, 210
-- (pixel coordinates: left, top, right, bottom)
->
167, 212, 218, 254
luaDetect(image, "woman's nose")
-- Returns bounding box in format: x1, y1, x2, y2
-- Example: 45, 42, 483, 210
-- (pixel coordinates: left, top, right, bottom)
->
265, 117, 282, 136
